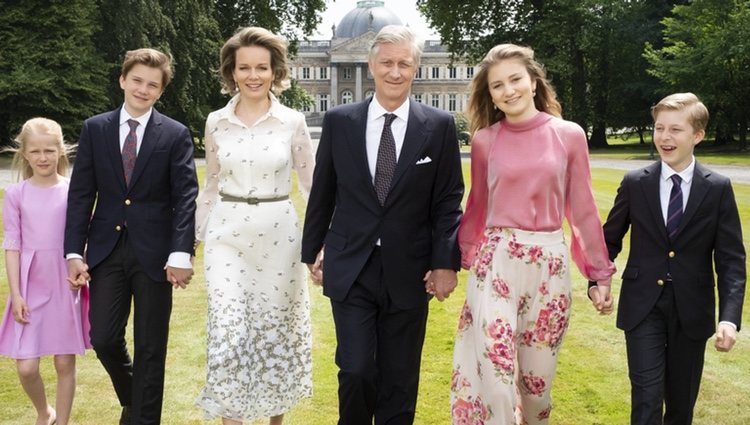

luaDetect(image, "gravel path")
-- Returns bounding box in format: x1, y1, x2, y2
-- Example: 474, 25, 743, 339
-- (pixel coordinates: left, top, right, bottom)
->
1, 157, 747, 189
589, 158, 750, 184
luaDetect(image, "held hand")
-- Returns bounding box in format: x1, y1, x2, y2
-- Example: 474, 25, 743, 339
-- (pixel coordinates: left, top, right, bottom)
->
307, 249, 324, 286
166, 266, 193, 289
715, 323, 738, 352
423, 270, 435, 295
66, 258, 90, 289
11, 295, 30, 324
429, 268, 458, 302
588, 282, 613, 315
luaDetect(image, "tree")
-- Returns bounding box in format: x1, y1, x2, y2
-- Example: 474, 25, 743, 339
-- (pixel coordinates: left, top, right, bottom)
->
93, 0, 221, 138
419, 0, 681, 147
0, 0, 108, 146
645, 0, 750, 149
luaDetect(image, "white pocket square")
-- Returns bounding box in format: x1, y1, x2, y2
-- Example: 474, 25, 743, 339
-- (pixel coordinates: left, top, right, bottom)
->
416, 156, 432, 165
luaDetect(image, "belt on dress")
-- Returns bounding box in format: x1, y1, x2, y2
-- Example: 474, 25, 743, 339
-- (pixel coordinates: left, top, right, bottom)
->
219, 193, 289, 204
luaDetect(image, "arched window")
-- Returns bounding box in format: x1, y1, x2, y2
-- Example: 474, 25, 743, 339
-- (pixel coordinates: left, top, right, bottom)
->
341, 90, 353, 105
364, 90, 375, 100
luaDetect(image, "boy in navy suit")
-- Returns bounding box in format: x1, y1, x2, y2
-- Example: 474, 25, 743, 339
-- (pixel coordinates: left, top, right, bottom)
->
590, 92, 745, 425
65, 48, 198, 424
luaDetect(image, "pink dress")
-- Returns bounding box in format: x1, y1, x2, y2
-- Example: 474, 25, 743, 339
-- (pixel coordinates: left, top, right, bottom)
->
0, 179, 90, 359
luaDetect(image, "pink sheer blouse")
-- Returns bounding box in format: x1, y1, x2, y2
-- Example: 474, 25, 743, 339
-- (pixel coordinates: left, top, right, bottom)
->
458, 112, 615, 283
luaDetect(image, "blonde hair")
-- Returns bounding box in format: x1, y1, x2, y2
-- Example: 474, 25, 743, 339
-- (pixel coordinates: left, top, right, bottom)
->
121, 48, 174, 88
467, 44, 561, 134
219, 27, 290, 95
651, 92, 709, 131
5, 118, 70, 180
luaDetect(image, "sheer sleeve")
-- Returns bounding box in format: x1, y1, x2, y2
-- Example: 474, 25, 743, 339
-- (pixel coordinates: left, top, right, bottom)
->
291, 112, 315, 202
563, 124, 616, 283
457, 127, 493, 269
2, 183, 22, 251
195, 117, 221, 241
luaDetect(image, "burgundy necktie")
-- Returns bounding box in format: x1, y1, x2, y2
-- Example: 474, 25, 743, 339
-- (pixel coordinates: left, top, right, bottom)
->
373, 113, 397, 206
122, 119, 139, 186
666, 174, 683, 240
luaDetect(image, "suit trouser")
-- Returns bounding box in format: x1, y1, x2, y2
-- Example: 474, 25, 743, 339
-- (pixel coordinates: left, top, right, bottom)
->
331, 248, 429, 425
88, 230, 173, 425
625, 281, 707, 425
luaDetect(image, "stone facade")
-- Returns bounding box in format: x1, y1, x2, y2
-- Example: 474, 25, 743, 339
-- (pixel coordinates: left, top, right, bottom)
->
290, 1, 473, 126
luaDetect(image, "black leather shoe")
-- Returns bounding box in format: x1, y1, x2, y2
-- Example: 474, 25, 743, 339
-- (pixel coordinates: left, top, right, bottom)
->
119, 406, 131, 425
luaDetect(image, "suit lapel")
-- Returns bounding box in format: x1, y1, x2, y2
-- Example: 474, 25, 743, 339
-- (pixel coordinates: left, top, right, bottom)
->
389, 99, 429, 195
128, 109, 162, 190
106, 108, 127, 191
678, 162, 711, 235
639, 162, 668, 241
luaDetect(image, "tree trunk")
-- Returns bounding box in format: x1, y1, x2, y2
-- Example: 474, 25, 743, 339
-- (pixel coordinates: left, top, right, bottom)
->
589, 124, 608, 148
739, 117, 748, 151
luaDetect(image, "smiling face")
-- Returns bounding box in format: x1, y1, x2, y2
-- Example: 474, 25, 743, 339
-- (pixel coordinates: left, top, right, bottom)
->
119, 64, 164, 117
653, 109, 705, 172
233, 45, 274, 102
487, 59, 538, 123
369, 41, 417, 111
23, 133, 62, 179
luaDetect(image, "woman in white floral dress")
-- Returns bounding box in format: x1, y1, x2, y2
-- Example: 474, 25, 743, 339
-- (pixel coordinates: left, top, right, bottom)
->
194, 27, 314, 425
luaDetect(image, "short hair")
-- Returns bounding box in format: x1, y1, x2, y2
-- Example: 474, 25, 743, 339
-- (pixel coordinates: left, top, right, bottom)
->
467, 43, 561, 134
651, 92, 709, 131
218, 27, 290, 95
5, 117, 71, 180
121, 48, 174, 88
368, 25, 424, 69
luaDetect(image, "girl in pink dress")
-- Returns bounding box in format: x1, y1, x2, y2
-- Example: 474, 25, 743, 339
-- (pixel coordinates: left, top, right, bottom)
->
451, 45, 616, 424
0, 118, 91, 425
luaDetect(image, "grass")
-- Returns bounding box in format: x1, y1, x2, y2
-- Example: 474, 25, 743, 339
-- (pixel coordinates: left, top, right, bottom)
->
0, 160, 749, 424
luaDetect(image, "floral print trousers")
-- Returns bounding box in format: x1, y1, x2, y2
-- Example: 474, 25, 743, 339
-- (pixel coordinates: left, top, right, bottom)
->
451, 228, 572, 425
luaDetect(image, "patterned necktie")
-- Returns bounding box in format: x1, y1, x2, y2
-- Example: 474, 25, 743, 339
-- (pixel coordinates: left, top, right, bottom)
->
122, 119, 139, 186
373, 113, 397, 206
666, 174, 683, 240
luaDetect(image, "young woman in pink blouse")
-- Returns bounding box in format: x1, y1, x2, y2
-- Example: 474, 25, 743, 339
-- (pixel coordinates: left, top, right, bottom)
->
450, 44, 615, 425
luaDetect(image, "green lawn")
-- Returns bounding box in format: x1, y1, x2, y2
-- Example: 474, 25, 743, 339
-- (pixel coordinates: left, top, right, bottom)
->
0, 162, 748, 424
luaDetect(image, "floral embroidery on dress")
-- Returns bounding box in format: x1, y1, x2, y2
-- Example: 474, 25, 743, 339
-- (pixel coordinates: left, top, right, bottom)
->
458, 302, 474, 333
519, 293, 570, 351
520, 371, 547, 396
491, 275, 511, 300
452, 395, 491, 424
484, 318, 515, 381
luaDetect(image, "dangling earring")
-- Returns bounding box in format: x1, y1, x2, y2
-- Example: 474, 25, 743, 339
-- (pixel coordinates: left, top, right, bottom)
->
493, 103, 498, 110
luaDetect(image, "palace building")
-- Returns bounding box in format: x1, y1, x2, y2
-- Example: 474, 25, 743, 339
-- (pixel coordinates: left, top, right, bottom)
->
290, 0, 474, 125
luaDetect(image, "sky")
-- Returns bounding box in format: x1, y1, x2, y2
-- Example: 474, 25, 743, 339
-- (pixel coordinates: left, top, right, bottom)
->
314, 0, 438, 39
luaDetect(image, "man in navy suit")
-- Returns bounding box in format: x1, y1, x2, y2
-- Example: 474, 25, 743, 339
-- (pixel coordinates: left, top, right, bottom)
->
65, 48, 198, 425
301, 25, 464, 425
590, 93, 745, 425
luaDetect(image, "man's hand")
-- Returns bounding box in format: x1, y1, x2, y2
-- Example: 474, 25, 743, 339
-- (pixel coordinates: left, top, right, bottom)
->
166, 266, 193, 289
715, 323, 738, 352
425, 268, 458, 301
589, 281, 613, 315
307, 249, 324, 286
11, 295, 30, 324
67, 258, 90, 290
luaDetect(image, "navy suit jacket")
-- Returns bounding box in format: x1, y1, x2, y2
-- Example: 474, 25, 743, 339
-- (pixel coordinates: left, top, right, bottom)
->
65, 107, 198, 282
602, 161, 745, 339
301, 98, 464, 309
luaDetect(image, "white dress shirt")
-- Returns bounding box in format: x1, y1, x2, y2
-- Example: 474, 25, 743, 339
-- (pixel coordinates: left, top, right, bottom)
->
365, 96, 410, 182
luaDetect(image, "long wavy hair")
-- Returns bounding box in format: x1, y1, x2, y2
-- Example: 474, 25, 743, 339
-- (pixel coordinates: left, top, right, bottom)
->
467, 44, 561, 134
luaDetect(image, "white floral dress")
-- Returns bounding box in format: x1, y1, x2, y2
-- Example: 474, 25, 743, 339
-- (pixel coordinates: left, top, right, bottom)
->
194, 94, 314, 421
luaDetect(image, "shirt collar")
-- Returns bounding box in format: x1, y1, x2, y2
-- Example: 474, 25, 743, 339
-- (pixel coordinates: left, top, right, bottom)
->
368, 96, 410, 124
119, 106, 152, 128
216, 92, 286, 126
661, 157, 695, 184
